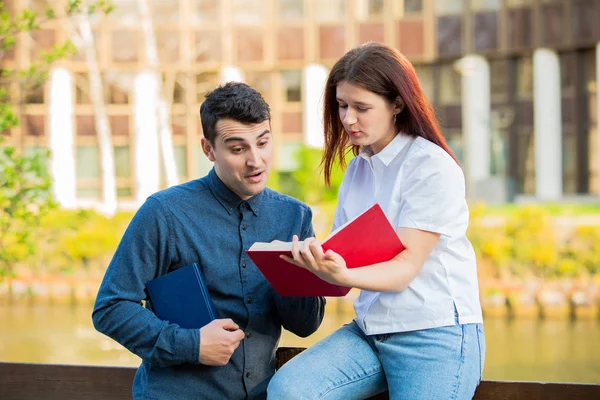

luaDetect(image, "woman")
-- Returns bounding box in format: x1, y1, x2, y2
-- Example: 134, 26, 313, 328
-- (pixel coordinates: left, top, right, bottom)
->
267, 42, 485, 400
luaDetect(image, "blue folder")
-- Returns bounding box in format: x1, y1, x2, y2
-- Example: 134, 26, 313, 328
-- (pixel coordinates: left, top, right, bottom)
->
146, 263, 218, 329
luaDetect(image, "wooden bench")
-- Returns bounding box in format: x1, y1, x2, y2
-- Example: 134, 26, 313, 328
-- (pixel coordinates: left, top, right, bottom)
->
1, 347, 599, 399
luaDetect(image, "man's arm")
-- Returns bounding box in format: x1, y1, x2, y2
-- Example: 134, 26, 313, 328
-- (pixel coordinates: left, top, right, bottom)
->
272, 209, 325, 337
92, 197, 199, 367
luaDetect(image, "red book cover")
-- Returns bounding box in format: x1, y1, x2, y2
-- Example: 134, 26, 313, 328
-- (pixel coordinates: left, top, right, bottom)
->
245, 204, 405, 297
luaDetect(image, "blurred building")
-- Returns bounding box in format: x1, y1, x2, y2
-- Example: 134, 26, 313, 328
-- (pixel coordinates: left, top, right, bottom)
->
1, 0, 599, 208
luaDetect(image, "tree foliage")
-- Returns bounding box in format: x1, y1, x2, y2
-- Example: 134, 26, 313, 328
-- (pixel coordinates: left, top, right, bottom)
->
0, 1, 113, 278
275, 145, 349, 206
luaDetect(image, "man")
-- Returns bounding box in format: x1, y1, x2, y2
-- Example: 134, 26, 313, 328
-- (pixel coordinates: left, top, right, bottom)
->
92, 82, 325, 399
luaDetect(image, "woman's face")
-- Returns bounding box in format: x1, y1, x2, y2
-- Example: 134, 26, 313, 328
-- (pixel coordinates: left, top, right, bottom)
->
336, 81, 402, 154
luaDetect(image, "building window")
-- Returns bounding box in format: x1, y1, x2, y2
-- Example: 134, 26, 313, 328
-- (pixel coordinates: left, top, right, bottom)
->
192, 0, 220, 24
516, 57, 533, 98
319, 25, 345, 60
281, 70, 302, 103
24, 85, 44, 104
236, 29, 264, 63
279, 0, 304, 19
439, 63, 461, 104
413, 64, 435, 102
171, 114, 186, 136
151, 0, 180, 24
434, 0, 463, 15
278, 27, 305, 61
75, 73, 91, 104
114, 146, 131, 179
76, 146, 100, 180
111, 30, 139, 62
108, 0, 137, 26
471, 0, 502, 11
110, 115, 130, 136
516, 129, 535, 194
282, 111, 302, 134
76, 115, 96, 136
30, 29, 56, 61
156, 30, 180, 63
196, 145, 213, 177
232, 0, 264, 24
104, 72, 133, 104
316, 0, 345, 22
490, 59, 509, 102
356, 0, 385, 21
22, 115, 45, 136
436, 0, 463, 56
195, 72, 219, 104
246, 71, 272, 104
404, 0, 423, 13
507, 0, 532, 6
174, 145, 187, 179
194, 31, 222, 63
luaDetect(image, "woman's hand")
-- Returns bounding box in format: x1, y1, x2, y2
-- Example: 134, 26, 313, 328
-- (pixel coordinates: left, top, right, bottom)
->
280, 235, 350, 286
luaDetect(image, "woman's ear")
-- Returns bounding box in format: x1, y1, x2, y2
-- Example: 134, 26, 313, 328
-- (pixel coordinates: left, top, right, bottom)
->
394, 97, 405, 114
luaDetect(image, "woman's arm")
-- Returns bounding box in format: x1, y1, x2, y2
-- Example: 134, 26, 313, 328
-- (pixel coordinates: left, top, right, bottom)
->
282, 226, 440, 292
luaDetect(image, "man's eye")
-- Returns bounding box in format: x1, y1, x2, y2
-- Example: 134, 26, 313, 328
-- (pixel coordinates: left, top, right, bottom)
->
231, 147, 243, 153
258, 141, 268, 147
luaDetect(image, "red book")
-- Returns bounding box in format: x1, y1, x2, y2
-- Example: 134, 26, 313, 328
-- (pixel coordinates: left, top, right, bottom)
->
246, 204, 405, 297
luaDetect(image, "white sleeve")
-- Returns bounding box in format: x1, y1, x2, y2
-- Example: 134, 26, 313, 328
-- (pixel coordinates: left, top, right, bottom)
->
396, 151, 467, 237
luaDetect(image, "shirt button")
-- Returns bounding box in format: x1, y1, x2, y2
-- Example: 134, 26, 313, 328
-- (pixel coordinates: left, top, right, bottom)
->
246, 372, 251, 378
242, 225, 247, 230
242, 263, 247, 268
246, 331, 252, 338
246, 297, 252, 304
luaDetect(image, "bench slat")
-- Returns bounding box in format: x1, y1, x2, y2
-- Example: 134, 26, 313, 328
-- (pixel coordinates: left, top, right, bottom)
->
1, 348, 599, 400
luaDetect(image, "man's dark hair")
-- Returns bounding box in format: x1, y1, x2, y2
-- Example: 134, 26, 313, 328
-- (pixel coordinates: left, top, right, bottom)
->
200, 82, 271, 144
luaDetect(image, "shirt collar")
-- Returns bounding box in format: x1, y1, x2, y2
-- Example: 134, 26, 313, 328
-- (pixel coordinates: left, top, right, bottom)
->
207, 168, 262, 216
359, 133, 412, 166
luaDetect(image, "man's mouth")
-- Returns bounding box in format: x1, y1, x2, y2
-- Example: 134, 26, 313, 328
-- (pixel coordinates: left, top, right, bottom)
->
245, 171, 264, 183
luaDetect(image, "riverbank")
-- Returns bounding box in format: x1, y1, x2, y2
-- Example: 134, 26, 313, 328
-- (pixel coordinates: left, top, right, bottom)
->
1, 275, 599, 321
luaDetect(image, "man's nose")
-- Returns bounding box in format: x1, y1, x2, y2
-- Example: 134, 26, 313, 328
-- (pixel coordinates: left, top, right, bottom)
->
246, 147, 261, 167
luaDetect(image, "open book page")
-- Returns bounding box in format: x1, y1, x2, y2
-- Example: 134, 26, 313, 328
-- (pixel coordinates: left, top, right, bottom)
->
322, 204, 374, 243
247, 240, 304, 251
247, 204, 375, 251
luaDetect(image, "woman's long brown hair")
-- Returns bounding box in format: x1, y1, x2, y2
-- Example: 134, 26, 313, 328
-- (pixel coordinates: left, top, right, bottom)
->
322, 42, 457, 186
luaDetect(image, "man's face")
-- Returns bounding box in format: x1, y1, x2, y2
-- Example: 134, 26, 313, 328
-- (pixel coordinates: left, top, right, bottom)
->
202, 118, 273, 200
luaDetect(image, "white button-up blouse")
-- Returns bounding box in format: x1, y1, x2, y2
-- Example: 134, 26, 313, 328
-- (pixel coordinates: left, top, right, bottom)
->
333, 133, 483, 335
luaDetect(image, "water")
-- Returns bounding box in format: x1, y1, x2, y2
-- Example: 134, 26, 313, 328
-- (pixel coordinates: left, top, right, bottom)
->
0, 303, 599, 384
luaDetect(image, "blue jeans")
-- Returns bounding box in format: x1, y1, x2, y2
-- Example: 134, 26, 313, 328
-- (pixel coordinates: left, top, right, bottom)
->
268, 319, 485, 400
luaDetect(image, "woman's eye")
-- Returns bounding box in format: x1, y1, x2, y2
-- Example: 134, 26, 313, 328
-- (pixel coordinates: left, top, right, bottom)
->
338, 104, 348, 109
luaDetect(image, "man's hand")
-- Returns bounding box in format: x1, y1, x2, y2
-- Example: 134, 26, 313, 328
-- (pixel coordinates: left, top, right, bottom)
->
199, 319, 245, 366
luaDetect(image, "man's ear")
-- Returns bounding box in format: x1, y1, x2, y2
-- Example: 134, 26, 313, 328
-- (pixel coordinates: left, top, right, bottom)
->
201, 137, 216, 162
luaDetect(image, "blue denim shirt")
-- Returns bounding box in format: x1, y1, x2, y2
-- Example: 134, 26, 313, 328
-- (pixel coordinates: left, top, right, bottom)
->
92, 168, 326, 400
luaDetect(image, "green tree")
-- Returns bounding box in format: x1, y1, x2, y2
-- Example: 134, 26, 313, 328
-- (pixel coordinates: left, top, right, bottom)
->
279, 145, 348, 205
0, 0, 113, 279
